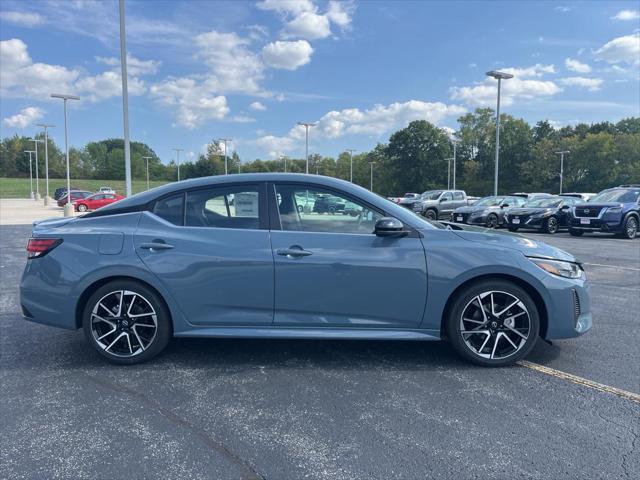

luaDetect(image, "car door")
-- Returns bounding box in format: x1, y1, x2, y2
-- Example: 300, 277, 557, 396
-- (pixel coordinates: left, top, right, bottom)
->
558, 198, 576, 226
135, 183, 274, 326
438, 192, 455, 218
269, 182, 427, 328
88, 194, 103, 209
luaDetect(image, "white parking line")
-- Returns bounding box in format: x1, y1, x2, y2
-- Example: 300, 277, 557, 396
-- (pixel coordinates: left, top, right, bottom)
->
583, 263, 640, 272
518, 360, 640, 405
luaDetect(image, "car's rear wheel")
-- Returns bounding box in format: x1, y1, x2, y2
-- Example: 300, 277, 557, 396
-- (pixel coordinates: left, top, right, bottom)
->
544, 216, 559, 234
569, 228, 584, 237
617, 216, 638, 239
77, 204, 88, 212
486, 214, 499, 229
445, 279, 539, 367
83, 280, 171, 364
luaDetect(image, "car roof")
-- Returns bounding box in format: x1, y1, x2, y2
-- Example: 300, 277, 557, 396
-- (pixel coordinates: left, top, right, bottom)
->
86, 174, 380, 217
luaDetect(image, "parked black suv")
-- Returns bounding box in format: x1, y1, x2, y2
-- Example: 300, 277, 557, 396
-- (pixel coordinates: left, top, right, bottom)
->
54, 186, 81, 200
568, 185, 640, 239
505, 196, 580, 234
313, 194, 346, 214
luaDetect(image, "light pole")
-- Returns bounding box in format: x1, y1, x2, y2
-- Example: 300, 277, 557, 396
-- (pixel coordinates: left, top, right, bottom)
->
24, 150, 35, 199
35, 123, 54, 205
445, 158, 454, 189
29, 138, 44, 201
452, 139, 457, 190
346, 149, 356, 182
119, 0, 132, 197
369, 161, 375, 191
172, 148, 183, 181
555, 150, 570, 194
142, 156, 152, 190
486, 70, 513, 196
280, 154, 287, 172
297, 122, 316, 174
51, 93, 80, 217
219, 138, 232, 175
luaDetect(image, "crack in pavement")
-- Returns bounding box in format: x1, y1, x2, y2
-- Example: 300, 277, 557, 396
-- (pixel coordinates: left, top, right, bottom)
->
79, 371, 265, 480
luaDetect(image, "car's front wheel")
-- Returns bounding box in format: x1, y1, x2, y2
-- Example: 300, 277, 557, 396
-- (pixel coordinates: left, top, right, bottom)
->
617, 216, 638, 239
544, 216, 559, 234
507, 226, 518, 232
569, 228, 584, 237
486, 214, 499, 229
445, 279, 540, 367
77, 204, 88, 212
424, 209, 437, 220
82, 280, 172, 364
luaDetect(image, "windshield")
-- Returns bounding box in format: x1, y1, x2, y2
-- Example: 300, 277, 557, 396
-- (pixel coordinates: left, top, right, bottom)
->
474, 196, 504, 207
420, 190, 443, 200
591, 189, 640, 203
526, 198, 562, 208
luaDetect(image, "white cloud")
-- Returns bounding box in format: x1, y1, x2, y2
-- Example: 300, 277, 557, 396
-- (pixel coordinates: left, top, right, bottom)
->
255, 134, 296, 158
565, 57, 591, 73
255, 100, 465, 157
256, 0, 315, 16
232, 115, 256, 123
594, 33, 640, 65
149, 77, 229, 129
559, 77, 603, 91
450, 64, 561, 107
95, 54, 161, 76
250, 101, 267, 111
260, 0, 355, 40
262, 40, 313, 69
0, 10, 45, 27
75, 71, 146, 102
0, 39, 80, 99
555, 6, 572, 13
2, 107, 44, 128
283, 11, 332, 39
195, 31, 265, 94
612, 10, 640, 21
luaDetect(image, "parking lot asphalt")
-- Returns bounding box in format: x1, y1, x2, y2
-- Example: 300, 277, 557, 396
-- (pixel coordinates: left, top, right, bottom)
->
1, 225, 638, 480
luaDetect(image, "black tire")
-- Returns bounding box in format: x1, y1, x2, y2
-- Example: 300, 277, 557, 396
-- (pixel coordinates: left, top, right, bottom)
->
569, 228, 584, 237
486, 214, 499, 229
543, 216, 559, 234
297, 205, 303, 213
77, 204, 88, 212
82, 280, 172, 365
444, 279, 540, 367
328, 205, 336, 215
425, 209, 438, 220
616, 216, 638, 239
507, 226, 519, 232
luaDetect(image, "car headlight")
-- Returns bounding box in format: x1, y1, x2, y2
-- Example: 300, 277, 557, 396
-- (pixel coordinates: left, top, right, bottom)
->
605, 206, 622, 214
528, 257, 584, 279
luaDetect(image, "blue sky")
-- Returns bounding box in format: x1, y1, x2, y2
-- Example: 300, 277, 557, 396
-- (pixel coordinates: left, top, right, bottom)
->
1, 0, 639, 164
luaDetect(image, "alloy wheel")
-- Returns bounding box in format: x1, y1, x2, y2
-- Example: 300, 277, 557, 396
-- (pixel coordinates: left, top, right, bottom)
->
459, 290, 531, 360
626, 217, 638, 239
546, 217, 558, 234
78, 204, 87, 212
90, 290, 158, 358
486, 214, 498, 229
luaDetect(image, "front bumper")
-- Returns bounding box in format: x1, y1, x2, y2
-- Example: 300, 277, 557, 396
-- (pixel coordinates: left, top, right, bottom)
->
506, 216, 546, 229
569, 217, 623, 233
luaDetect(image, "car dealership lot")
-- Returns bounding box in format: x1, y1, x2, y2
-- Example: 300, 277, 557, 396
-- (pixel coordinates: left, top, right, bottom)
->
1, 219, 638, 479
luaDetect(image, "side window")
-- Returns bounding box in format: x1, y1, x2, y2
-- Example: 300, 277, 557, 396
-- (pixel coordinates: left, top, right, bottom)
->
453, 192, 464, 200
275, 185, 382, 234
185, 185, 260, 229
152, 193, 184, 226
441, 192, 453, 201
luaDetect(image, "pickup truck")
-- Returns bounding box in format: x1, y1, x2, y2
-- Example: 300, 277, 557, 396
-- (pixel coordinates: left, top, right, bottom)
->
410, 190, 470, 220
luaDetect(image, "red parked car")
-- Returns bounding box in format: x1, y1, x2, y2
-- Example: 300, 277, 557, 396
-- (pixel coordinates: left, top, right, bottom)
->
73, 193, 124, 212
57, 190, 92, 207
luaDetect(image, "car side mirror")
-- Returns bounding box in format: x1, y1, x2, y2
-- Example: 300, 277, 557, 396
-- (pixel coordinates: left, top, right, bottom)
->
439, 198, 446, 203
561, 205, 570, 210
501, 203, 509, 208
374, 217, 407, 237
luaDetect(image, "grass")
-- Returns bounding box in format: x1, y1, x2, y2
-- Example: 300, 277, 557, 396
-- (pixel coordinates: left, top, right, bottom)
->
0, 177, 170, 198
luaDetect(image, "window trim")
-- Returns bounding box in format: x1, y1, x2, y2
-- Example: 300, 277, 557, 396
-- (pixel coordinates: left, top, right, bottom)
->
267, 181, 419, 237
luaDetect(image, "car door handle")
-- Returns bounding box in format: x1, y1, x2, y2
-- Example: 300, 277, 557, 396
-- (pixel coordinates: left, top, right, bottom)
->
140, 242, 174, 251
277, 247, 312, 258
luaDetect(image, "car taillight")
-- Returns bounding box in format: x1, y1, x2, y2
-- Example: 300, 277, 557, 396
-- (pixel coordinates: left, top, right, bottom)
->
26, 238, 62, 258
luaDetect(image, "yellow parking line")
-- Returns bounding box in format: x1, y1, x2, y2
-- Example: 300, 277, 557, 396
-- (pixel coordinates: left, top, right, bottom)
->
517, 360, 640, 405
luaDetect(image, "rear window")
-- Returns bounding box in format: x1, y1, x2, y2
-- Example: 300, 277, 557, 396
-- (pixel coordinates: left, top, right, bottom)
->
152, 193, 184, 226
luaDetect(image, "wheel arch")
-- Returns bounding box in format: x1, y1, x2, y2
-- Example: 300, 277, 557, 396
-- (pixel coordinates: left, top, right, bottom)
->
75, 275, 173, 330
440, 273, 549, 340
